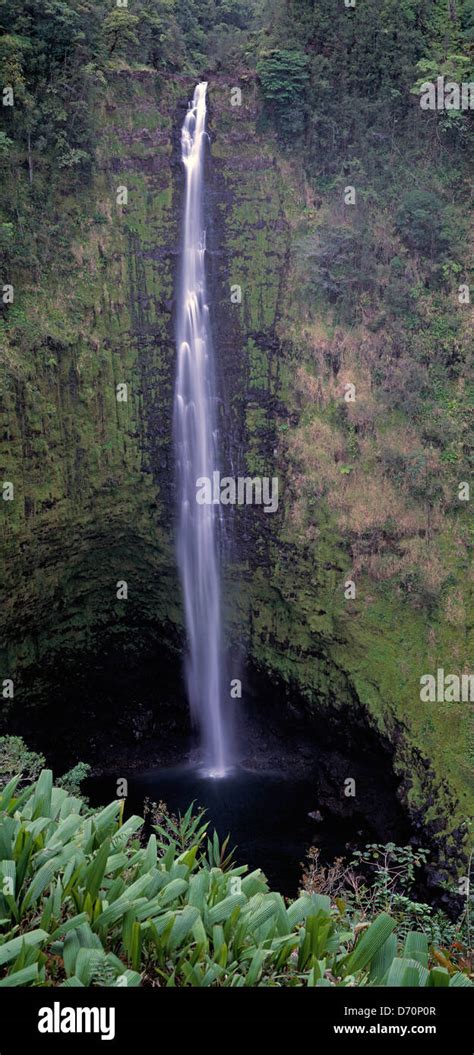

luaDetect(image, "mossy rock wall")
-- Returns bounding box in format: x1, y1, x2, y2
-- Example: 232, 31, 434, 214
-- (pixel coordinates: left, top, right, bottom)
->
0, 73, 190, 709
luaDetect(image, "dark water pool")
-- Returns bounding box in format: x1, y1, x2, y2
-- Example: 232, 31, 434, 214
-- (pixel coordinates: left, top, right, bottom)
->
86, 764, 373, 896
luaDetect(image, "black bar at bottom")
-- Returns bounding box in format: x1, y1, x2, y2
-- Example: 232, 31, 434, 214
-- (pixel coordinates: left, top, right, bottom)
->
0, 986, 471, 1051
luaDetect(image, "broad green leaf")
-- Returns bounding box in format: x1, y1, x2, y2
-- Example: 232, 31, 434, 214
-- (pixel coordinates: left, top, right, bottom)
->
0, 964, 39, 986
168, 906, 200, 950
49, 913, 89, 941
0, 775, 21, 812
188, 871, 209, 911
130, 921, 142, 972
0, 816, 18, 859
368, 933, 397, 983
31, 770, 53, 820
117, 969, 141, 987
286, 895, 315, 928
63, 930, 81, 977
245, 892, 273, 922
75, 947, 105, 985
44, 813, 83, 851
109, 815, 143, 848
428, 967, 450, 987
207, 893, 246, 925
156, 877, 189, 907
22, 858, 59, 910
450, 972, 472, 987
386, 957, 429, 987
404, 931, 428, 967
345, 914, 396, 975
84, 837, 111, 901
0, 929, 48, 966
240, 870, 268, 897
245, 947, 267, 986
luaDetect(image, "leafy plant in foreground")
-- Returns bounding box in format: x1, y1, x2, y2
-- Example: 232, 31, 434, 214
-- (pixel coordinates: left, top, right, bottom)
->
0, 772, 471, 987
301, 841, 471, 966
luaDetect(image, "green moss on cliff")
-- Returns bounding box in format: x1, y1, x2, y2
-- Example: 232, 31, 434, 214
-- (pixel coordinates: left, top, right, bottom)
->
0, 63, 471, 887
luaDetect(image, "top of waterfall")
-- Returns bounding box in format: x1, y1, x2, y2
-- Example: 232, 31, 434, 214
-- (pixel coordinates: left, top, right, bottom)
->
182, 82, 209, 168
191, 81, 208, 104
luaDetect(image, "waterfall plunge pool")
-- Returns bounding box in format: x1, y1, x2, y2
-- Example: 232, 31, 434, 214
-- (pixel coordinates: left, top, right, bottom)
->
85, 762, 405, 897
8, 643, 412, 898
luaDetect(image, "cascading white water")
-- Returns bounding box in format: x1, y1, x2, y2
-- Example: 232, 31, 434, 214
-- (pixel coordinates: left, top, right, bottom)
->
174, 82, 229, 777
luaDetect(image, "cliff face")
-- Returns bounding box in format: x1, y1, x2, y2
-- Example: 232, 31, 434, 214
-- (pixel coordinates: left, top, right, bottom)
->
207, 82, 470, 886
0, 72, 470, 889
1, 73, 187, 748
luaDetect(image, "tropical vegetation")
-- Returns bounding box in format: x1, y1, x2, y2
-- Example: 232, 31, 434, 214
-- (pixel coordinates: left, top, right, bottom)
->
0, 763, 471, 987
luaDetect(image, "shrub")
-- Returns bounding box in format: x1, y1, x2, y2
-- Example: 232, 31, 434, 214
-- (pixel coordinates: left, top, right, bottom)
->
0, 736, 45, 790
295, 222, 378, 323
257, 49, 309, 136
396, 190, 448, 258
56, 763, 91, 798
302, 842, 470, 955
0, 736, 89, 798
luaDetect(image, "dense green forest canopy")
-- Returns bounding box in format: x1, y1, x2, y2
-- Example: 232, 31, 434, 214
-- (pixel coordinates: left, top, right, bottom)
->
2, 0, 471, 430
0, 0, 261, 269
1, 0, 472, 197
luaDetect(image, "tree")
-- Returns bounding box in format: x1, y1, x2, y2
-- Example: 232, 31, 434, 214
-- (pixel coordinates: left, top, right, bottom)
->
396, 190, 448, 257
257, 49, 309, 136
103, 9, 140, 58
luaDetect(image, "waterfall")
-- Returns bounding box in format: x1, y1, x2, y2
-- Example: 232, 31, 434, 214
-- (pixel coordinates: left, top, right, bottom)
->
174, 82, 229, 777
